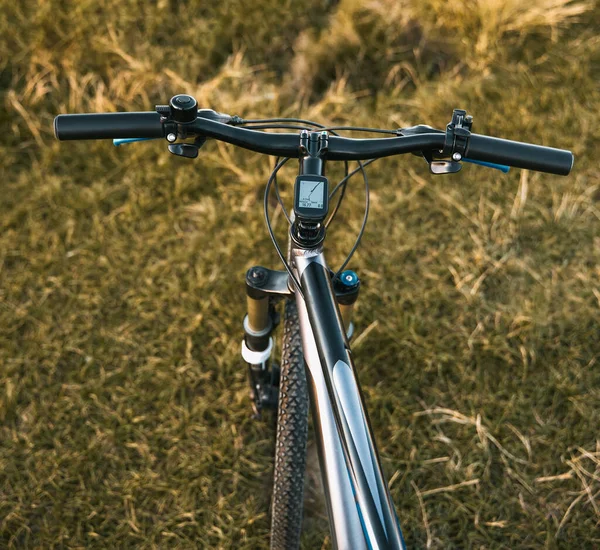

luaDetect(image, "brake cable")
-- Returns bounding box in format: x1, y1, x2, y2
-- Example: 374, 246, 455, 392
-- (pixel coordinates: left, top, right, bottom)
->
244, 118, 388, 286
264, 157, 305, 300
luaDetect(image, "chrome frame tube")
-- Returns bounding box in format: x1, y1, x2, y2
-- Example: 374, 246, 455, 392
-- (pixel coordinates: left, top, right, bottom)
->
293, 248, 406, 550
295, 295, 368, 550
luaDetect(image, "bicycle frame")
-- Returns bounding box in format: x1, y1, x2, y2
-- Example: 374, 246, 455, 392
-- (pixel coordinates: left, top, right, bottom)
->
292, 247, 406, 550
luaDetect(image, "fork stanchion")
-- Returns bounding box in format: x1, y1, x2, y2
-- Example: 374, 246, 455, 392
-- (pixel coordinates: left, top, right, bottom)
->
242, 266, 283, 418
244, 266, 275, 348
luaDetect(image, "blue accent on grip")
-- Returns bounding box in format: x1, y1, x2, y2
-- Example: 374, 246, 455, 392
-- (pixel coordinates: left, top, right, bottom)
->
463, 157, 510, 173
113, 137, 159, 146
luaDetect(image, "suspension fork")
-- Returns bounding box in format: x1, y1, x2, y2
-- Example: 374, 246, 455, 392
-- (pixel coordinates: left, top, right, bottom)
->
241, 264, 359, 418
241, 267, 283, 418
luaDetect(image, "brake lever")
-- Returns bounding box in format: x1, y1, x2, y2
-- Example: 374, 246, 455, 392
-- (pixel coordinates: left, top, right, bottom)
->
421, 149, 462, 174
168, 137, 207, 159
399, 126, 461, 174
463, 158, 510, 173
113, 137, 159, 146
399, 121, 509, 174
419, 150, 510, 174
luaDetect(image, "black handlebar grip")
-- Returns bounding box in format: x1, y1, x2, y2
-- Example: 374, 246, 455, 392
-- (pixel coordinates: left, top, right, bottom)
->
466, 134, 573, 176
54, 112, 165, 140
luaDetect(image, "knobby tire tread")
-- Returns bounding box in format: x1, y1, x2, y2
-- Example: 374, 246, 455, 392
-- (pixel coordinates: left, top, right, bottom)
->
270, 298, 309, 550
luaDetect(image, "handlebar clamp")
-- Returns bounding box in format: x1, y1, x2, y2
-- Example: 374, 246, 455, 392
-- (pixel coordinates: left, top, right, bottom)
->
299, 130, 329, 158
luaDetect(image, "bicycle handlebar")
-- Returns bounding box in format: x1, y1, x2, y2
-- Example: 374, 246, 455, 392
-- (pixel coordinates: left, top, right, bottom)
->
53, 108, 574, 176
190, 117, 450, 161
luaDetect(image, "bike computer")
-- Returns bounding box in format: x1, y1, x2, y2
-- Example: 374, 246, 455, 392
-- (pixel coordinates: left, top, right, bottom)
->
293, 175, 329, 221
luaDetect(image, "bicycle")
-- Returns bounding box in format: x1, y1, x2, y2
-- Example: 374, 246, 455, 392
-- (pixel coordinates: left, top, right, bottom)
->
54, 95, 573, 549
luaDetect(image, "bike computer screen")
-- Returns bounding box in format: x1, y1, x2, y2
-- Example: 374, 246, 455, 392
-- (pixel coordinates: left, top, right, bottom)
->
293, 175, 329, 220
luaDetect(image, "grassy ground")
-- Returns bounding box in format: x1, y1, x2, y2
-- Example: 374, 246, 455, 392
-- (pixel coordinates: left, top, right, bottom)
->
1, 0, 599, 548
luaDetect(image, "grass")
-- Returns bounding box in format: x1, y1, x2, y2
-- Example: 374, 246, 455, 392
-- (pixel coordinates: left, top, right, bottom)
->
1, 0, 599, 547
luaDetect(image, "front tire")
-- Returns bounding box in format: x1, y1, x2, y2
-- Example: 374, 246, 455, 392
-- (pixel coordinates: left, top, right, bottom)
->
270, 298, 309, 549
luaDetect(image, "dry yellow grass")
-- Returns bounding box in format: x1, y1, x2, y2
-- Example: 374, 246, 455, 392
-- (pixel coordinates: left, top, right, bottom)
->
1, 0, 599, 547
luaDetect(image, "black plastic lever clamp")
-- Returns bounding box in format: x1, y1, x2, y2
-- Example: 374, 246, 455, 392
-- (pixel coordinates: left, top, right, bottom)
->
156, 94, 241, 159
443, 109, 473, 159
418, 109, 474, 174
155, 94, 209, 159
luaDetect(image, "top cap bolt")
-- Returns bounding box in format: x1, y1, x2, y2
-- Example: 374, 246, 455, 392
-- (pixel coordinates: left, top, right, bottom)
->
248, 266, 268, 286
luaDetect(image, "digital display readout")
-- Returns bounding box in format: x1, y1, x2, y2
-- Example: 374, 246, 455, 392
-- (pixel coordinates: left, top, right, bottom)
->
298, 179, 325, 209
